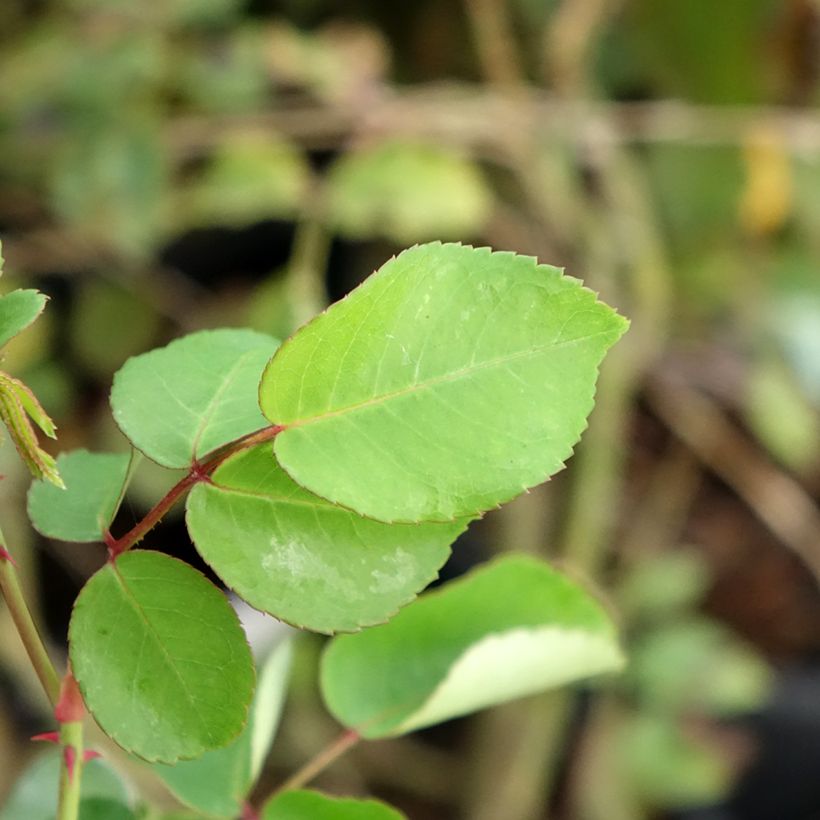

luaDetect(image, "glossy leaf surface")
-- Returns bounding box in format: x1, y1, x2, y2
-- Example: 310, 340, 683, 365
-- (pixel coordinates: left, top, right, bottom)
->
186, 445, 467, 633
27, 449, 131, 541
261, 242, 627, 522
69, 550, 254, 763
154, 638, 292, 817
321, 555, 624, 738
262, 790, 406, 820
111, 328, 278, 468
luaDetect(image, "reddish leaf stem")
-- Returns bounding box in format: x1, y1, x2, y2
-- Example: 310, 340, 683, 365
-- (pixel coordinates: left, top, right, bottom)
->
273, 729, 361, 796
107, 424, 284, 559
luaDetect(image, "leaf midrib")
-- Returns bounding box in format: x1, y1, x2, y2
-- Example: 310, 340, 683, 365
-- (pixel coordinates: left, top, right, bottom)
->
277, 328, 615, 428
109, 563, 215, 746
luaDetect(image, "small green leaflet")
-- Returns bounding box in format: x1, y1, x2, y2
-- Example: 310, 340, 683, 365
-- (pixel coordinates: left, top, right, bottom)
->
186, 445, 468, 633
262, 790, 406, 820
28, 450, 132, 542
153, 638, 293, 818
261, 242, 628, 523
0, 289, 48, 350
69, 550, 255, 763
111, 328, 279, 468
321, 555, 624, 738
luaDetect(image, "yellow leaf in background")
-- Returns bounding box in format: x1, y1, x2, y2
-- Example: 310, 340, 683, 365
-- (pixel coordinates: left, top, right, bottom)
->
739, 126, 793, 236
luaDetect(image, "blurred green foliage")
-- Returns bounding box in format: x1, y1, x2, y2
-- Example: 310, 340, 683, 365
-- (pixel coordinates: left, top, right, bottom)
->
1, 0, 819, 817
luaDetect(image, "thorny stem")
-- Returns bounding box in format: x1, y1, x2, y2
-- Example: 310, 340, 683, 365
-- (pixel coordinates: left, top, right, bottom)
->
52, 670, 87, 820
56, 719, 83, 820
106, 424, 283, 559
273, 729, 361, 796
0, 523, 61, 706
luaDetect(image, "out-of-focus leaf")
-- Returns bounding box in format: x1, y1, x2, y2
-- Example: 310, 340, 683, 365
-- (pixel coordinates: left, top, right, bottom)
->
69, 551, 255, 763
17, 361, 75, 422
646, 145, 744, 255
264, 22, 389, 103
181, 135, 309, 228
745, 354, 819, 471
627, 0, 777, 104
772, 293, 820, 405
153, 638, 292, 818
619, 550, 710, 620
186, 445, 466, 633
0, 750, 131, 820
50, 121, 169, 257
246, 272, 297, 341
0, 25, 164, 122
326, 141, 492, 244
262, 242, 627, 523
174, 27, 267, 113
619, 713, 732, 808
111, 329, 279, 469
76, 799, 136, 820
321, 555, 624, 738
70, 282, 161, 378
28, 450, 132, 542
65, 0, 242, 26
628, 619, 771, 717
262, 790, 406, 820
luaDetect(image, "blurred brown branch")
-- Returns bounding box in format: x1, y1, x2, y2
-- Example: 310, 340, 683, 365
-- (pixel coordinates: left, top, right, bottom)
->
167, 87, 820, 157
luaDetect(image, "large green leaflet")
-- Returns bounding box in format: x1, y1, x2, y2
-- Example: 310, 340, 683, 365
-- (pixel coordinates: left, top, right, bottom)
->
111, 328, 279, 468
260, 242, 628, 523
262, 790, 406, 820
186, 445, 467, 633
27, 449, 132, 541
154, 638, 293, 817
321, 555, 624, 738
69, 550, 255, 763
0, 288, 48, 350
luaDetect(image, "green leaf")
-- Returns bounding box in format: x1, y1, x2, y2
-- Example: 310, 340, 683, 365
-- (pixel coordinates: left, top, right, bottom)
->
744, 354, 819, 472
69, 550, 255, 763
181, 134, 309, 228
321, 555, 624, 738
0, 371, 63, 487
619, 713, 731, 808
154, 638, 293, 817
628, 618, 771, 717
49, 119, 169, 258
186, 445, 467, 633
261, 242, 627, 523
111, 329, 279, 469
28, 450, 132, 542
0, 749, 131, 820
70, 281, 160, 378
326, 140, 492, 243
77, 799, 136, 820
618, 550, 710, 620
262, 790, 406, 820
0, 288, 48, 350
